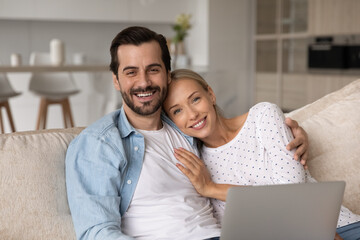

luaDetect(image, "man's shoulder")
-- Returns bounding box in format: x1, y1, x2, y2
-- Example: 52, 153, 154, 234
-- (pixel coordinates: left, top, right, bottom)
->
72, 109, 123, 147
84, 110, 121, 135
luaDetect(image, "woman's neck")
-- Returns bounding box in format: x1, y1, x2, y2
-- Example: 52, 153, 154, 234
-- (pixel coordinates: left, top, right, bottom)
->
201, 113, 248, 148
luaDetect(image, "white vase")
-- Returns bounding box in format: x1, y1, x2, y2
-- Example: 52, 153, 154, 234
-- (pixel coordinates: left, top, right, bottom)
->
10, 53, 22, 66
50, 39, 65, 66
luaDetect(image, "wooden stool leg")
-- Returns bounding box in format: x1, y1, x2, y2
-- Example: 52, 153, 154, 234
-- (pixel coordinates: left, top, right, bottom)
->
36, 98, 45, 130
42, 99, 49, 130
0, 106, 4, 134
4, 101, 16, 132
64, 98, 74, 128
61, 100, 68, 128
36, 98, 48, 130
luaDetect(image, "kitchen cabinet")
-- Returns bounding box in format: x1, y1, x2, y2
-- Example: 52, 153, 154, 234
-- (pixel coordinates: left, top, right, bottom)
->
254, 0, 360, 111
308, 0, 360, 36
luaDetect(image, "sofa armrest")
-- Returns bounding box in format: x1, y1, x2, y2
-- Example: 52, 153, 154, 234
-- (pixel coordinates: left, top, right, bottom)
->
0, 127, 83, 239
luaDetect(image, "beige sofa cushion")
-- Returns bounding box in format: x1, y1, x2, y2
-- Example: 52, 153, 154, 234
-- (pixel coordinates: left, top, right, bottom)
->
287, 79, 360, 215
0, 127, 83, 240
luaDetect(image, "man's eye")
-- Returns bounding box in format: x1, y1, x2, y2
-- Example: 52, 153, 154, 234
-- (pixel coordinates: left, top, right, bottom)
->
149, 68, 160, 73
125, 70, 136, 76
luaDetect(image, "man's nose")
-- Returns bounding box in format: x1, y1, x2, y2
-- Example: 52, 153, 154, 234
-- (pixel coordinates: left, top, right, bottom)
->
137, 72, 151, 88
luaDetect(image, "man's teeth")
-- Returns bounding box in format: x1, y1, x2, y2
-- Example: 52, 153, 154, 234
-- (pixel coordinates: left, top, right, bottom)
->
193, 119, 204, 128
137, 92, 153, 97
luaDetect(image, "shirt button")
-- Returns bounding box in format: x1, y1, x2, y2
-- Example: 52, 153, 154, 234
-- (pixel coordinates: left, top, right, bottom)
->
134, 146, 139, 151
127, 180, 132, 184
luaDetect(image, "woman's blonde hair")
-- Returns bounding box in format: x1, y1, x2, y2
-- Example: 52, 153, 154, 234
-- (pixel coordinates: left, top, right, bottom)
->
171, 69, 209, 91
170, 69, 223, 116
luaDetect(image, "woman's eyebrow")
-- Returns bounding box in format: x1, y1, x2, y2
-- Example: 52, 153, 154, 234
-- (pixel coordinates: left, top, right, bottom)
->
167, 91, 199, 112
168, 104, 179, 112
187, 91, 199, 100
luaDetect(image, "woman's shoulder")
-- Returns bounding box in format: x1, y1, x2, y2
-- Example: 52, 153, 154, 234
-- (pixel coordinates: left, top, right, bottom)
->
249, 102, 282, 116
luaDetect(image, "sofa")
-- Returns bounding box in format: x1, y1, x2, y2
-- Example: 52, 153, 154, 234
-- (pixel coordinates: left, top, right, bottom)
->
1, 79, 359, 240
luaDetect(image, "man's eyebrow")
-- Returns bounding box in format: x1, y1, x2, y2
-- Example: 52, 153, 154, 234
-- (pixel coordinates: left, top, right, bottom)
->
146, 63, 162, 69
122, 63, 162, 72
122, 66, 138, 72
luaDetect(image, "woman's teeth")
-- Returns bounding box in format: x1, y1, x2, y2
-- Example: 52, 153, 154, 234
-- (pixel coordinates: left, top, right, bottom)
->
193, 119, 204, 128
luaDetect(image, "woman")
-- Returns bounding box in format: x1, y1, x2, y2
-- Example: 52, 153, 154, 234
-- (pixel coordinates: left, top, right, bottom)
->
163, 69, 360, 240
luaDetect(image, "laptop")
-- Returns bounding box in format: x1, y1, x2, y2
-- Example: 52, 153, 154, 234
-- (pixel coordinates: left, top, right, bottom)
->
220, 181, 345, 240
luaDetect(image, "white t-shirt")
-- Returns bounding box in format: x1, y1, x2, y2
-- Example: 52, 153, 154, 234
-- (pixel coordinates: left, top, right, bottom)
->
121, 121, 221, 240
201, 102, 360, 228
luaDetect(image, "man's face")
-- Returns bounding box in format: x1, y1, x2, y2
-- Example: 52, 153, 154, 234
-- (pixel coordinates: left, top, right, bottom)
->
113, 41, 170, 116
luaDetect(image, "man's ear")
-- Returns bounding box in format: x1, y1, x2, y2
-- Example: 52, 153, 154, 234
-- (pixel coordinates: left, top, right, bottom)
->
112, 73, 121, 91
207, 85, 216, 105
167, 71, 171, 84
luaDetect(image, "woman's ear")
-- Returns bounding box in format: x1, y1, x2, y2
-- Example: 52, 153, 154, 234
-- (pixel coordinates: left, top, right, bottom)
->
112, 74, 121, 91
207, 85, 216, 105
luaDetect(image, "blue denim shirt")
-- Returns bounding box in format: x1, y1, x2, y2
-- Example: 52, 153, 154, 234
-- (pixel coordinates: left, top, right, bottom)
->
65, 107, 195, 240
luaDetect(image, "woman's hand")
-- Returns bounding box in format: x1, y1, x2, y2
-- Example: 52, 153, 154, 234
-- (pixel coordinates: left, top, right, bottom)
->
173, 147, 234, 201
285, 117, 309, 169
174, 147, 215, 198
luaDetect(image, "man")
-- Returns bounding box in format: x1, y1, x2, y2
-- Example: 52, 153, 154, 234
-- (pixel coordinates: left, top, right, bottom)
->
65, 26, 308, 240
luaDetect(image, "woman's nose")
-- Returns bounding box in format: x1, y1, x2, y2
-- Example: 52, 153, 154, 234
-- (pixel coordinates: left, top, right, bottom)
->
188, 108, 199, 120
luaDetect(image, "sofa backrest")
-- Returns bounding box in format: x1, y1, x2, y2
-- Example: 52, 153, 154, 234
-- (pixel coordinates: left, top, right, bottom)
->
0, 127, 83, 240
287, 79, 360, 215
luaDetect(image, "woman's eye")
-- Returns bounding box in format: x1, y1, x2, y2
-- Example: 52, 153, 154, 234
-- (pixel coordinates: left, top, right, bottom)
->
173, 109, 181, 115
193, 97, 200, 103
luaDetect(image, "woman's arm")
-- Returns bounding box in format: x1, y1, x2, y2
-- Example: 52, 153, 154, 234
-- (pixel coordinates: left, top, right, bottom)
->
174, 147, 236, 201
257, 104, 307, 185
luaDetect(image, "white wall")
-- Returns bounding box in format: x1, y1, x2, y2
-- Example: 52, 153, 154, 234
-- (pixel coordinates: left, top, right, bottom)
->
207, 0, 253, 117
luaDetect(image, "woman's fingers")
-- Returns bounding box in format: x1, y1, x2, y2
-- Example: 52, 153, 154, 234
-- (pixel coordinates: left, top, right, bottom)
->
174, 148, 202, 170
176, 163, 194, 178
285, 117, 309, 168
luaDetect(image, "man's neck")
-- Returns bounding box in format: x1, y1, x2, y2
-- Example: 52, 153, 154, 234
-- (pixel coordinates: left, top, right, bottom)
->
123, 105, 163, 131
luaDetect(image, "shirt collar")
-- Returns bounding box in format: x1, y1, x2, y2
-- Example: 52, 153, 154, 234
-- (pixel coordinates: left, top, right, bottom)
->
118, 107, 137, 138
117, 107, 195, 146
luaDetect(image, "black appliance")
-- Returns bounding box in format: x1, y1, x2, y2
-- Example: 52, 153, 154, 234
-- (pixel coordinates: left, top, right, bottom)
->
308, 37, 360, 69
308, 37, 347, 69
347, 46, 360, 68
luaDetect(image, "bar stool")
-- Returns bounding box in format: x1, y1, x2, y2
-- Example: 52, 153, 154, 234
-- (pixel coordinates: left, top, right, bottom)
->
0, 73, 21, 133
29, 52, 80, 130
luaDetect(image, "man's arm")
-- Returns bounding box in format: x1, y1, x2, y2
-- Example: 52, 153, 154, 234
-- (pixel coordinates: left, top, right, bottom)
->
65, 133, 134, 240
285, 117, 309, 168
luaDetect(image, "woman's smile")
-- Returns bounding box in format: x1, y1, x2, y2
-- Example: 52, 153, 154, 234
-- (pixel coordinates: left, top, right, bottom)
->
190, 117, 207, 130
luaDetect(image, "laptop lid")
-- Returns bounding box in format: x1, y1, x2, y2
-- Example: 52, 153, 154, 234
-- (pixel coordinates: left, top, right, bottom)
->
220, 181, 345, 240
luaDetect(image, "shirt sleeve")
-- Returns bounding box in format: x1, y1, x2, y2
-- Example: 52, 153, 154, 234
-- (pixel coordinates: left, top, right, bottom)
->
65, 132, 134, 240
256, 102, 306, 185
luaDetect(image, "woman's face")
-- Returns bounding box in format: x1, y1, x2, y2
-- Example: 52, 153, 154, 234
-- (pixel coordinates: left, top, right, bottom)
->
163, 78, 217, 140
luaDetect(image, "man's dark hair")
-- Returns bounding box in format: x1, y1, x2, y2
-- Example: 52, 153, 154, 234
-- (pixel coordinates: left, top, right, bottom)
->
109, 26, 171, 77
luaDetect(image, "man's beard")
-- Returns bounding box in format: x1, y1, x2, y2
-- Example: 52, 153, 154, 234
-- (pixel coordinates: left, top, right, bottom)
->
121, 86, 167, 116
